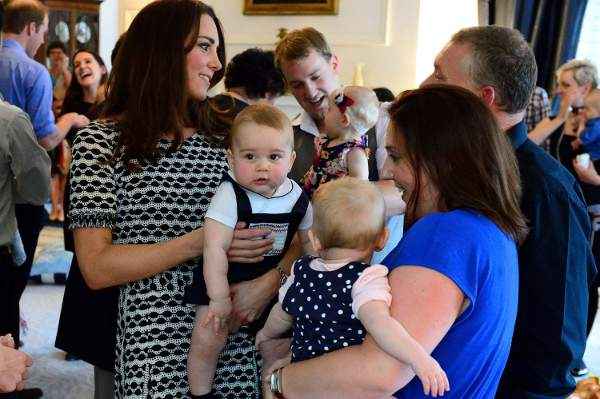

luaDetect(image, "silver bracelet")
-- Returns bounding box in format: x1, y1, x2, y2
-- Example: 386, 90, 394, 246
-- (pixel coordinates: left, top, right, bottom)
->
269, 367, 284, 396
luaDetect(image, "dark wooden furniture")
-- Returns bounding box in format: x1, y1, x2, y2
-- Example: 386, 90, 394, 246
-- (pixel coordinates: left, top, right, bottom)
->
36, 0, 103, 63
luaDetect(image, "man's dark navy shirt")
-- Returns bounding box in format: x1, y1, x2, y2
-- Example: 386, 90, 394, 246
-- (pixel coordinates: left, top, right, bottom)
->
496, 121, 597, 398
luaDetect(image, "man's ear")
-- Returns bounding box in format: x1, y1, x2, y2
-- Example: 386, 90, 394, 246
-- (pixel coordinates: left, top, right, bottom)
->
25, 21, 37, 36
308, 229, 322, 253
480, 85, 496, 107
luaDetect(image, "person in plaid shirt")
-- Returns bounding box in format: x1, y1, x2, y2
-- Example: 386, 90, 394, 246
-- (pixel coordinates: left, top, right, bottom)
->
525, 86, 551, 150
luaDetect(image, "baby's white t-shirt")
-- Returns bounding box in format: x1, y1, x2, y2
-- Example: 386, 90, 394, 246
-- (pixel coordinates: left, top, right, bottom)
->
205, 176, 313, 254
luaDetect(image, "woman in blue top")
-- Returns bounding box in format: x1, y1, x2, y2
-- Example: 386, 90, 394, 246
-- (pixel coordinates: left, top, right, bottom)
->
263, 85, 528, 398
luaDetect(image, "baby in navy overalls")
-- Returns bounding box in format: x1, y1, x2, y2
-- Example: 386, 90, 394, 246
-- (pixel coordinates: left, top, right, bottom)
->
186, 104, 314, 398
256, 178, 449, 397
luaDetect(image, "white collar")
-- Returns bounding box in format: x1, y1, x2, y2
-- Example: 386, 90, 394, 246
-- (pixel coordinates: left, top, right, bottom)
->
228, 171, 294, 199
295, 111, 322, 137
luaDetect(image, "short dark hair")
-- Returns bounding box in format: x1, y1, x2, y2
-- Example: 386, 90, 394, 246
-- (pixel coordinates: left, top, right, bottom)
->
224, 48, 284, 99
388, 85, 528, 243
451, 26, 537, 114
102, 0, 226, 172
3, 0, 47, 35
373, 87, 395, 102
46, 41, 67, 57
275, 27, 332, 67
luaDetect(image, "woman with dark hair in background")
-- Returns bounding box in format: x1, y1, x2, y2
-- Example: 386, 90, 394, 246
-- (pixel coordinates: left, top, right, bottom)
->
67, 1, 276, 397
54, 48, 112, 399
49, 50, 108, 223
199, 47, 285, 140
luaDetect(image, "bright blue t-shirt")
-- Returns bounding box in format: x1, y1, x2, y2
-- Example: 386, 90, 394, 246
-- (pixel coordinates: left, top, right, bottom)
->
580, 117, 600, 161
0, 39, 55, 139
383, 209, 519, 399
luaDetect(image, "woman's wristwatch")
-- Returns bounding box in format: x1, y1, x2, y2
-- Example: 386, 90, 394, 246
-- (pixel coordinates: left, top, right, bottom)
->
269, 367, 284, 397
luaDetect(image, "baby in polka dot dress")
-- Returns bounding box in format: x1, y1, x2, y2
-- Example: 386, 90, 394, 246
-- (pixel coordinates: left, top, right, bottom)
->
256, 177, 450, 397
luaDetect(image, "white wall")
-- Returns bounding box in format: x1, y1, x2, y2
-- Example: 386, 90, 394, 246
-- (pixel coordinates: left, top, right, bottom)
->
99, 0, 119, 71
415, 0, 478, 84
98, 0, 479, 97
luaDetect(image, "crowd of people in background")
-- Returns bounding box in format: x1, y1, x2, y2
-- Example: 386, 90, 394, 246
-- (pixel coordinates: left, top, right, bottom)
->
0, 0, 599, 398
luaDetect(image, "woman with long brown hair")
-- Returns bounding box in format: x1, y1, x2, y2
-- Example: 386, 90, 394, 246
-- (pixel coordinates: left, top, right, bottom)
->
67, 1, 275, 397
263, 85, 528, 398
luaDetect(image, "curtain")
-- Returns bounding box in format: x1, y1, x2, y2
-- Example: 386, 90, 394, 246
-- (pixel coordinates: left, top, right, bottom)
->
513, 0, 588, 92
489, 0, 517, 27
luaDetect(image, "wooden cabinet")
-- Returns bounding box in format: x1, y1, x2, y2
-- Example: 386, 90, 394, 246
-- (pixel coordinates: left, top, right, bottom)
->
36, 0, 103, 63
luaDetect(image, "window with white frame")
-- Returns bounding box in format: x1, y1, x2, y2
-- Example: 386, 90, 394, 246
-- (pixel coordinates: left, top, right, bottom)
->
577, 0, 600, 69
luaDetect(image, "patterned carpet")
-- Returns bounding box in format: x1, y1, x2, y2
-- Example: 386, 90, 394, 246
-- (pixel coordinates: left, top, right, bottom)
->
19, 225, 600, 398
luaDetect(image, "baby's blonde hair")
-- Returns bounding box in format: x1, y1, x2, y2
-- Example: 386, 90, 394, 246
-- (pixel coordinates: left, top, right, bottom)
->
230, 103, 294, 149
312, 177, 386, 250
340, 86, 379, 136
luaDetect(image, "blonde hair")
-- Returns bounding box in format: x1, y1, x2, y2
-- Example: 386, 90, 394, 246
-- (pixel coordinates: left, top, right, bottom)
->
557, 59, 599, 89
341, 86, 379, 136
274, 27, 332, 67
230, 103, 293, 149
312, 177, 385, 250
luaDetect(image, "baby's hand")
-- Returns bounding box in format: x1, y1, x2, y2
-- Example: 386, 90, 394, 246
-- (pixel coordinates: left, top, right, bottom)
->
412, 355, 450, 397
202, 297, 232, 334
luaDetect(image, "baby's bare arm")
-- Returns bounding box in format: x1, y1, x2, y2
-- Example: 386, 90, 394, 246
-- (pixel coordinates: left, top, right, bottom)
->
256, 303, 293, 347
347, 148, 369, 180
358, 300, 430, 366
358, 300, 449, 396
203, 218, 235, 303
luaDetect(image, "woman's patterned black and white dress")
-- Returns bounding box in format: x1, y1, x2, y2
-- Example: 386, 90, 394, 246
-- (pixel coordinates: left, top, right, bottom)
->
69, 121, 262, 398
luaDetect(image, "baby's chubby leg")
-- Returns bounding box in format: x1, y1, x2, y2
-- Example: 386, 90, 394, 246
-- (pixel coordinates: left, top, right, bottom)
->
187, 305, 229, 396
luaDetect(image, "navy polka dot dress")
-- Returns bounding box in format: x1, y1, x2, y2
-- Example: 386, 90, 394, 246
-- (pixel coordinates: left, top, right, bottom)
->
281, 255, 369, 363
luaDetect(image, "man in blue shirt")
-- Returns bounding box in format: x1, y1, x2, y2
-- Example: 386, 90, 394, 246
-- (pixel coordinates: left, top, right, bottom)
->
0, 0, 88, 151
422, 26, 596, 398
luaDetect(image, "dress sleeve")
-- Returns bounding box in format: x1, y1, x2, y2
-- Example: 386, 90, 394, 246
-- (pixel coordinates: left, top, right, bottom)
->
351, 265, 392, 318
68, 122, 118, 229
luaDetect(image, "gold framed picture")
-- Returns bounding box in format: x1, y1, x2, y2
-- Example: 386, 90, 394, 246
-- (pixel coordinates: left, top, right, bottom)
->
243, 0, 339, 15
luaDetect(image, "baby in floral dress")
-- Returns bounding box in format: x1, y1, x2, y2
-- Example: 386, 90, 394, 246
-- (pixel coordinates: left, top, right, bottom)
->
302, 86, 379, 197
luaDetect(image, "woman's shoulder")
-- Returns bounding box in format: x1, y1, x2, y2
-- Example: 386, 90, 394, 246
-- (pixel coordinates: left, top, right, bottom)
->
73, 120, 120, 150
395, 210, 513, 258
410, 209, 495, 236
